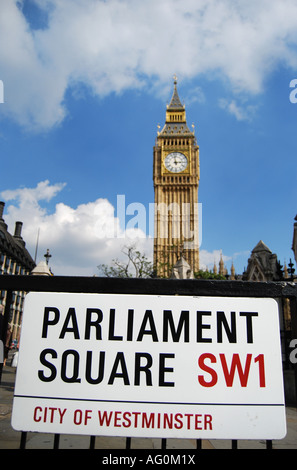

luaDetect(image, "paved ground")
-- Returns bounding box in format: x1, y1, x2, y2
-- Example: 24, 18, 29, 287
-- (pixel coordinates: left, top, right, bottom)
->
1, 362, 297, 450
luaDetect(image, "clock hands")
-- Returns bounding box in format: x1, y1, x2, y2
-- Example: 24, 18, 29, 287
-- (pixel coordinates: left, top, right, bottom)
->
174, 155, 181, 166
164, 152, 188, 172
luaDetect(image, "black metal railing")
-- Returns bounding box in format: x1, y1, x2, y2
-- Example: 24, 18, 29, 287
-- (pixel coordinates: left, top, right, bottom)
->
1, 274, 296, 450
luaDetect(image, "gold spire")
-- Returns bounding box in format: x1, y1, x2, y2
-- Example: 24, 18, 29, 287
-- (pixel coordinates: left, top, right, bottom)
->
231, 261, 235, 280
159, 77, 193, 136
219, 252, 224, 275
167, 76, 184, 110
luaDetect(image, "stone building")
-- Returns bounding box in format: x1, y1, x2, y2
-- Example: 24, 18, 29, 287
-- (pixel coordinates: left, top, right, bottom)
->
0, 201, 35, 341
242, 240, 282, 281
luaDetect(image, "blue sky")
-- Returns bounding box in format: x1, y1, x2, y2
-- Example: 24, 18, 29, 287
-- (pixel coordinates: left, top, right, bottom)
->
0, 0, 297, 276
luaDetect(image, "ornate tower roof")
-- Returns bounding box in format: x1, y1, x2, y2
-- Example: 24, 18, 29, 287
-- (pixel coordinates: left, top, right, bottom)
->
158, 76, 195, 138
167, 76, 184, 110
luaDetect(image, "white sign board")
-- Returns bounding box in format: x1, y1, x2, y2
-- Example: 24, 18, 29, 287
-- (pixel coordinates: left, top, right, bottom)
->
12, 293, 286, 439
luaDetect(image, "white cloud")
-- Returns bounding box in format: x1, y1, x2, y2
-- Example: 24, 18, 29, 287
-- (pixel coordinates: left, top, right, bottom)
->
218, 98, 257, 121
1, 181, 153, 276
199, 249, 232, 271
2, 180, 66, 206
1, 0, 297, 130
200, 249, 252, 275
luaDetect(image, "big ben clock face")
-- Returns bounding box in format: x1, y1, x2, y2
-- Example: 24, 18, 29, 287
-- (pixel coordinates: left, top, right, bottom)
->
164, 152, 188, 173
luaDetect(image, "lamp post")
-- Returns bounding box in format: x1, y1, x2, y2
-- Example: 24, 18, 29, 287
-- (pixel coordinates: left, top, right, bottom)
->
44, 249, 52, 266
288, 258, 296, 281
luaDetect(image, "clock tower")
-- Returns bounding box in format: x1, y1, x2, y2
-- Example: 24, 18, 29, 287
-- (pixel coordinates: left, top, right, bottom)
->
153, 78, 200, 277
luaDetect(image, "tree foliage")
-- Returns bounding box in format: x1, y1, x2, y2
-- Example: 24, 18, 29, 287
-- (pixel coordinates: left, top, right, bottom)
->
98, 244, 154, 278
194, 270, 226, 280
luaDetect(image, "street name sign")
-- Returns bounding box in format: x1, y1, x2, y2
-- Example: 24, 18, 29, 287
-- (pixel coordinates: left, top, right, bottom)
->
12, 292, 286, 439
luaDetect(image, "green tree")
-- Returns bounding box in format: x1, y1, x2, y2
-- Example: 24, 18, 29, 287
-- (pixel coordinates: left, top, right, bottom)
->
194, 270, 226, 280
